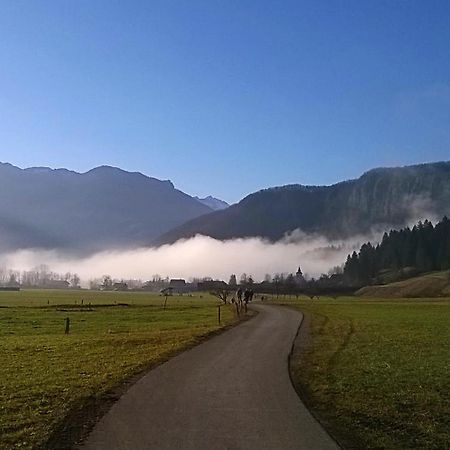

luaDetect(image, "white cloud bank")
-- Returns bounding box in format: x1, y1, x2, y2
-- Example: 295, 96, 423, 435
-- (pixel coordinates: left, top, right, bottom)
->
0, 231, 381, 285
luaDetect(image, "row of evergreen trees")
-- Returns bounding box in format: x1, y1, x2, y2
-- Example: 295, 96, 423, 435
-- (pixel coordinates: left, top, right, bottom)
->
344, 217, 450, 284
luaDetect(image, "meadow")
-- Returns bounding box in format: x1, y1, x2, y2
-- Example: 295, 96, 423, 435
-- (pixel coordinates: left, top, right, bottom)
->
0, 289, 237, 450
277, 296, 450, 449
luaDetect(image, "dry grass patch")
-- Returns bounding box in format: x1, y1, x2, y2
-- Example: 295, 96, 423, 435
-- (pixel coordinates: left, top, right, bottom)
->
0, 290, 237, 449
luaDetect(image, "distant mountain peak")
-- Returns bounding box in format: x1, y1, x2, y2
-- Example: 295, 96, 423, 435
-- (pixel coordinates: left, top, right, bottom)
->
84, 165, 175, 188
195, 196, 229, 210
24, 166, 52, 173
85, 165, 140, 177
89, 164, 150, 174
87, 164, 124, 173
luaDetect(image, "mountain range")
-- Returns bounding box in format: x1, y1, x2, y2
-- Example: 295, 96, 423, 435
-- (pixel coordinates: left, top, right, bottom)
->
1, 161, 450, 254
0, 163, 213, 253
155, 162, 450, 245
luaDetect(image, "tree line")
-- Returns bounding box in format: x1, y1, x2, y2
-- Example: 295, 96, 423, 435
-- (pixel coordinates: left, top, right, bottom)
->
344, 217, 450, 285
0, 264, 80, 288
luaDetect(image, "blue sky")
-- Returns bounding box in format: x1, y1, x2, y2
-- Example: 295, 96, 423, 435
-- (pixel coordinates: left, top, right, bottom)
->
0, 0, 449, 203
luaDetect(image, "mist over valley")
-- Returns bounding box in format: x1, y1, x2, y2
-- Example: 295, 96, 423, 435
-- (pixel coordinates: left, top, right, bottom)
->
1, 161, 449, 284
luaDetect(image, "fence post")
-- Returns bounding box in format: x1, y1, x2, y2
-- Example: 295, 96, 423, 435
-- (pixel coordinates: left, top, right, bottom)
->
217, 305, 221, 324
65, 317, 70, 334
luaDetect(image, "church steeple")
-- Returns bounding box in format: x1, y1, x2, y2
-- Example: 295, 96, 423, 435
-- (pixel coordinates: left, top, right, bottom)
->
295, 266, 306, 286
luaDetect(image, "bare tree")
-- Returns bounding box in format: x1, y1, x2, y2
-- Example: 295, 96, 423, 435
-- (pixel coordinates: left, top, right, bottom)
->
8, 270, 20, 286
102, 275, 113, 290
70, 274, 81, 288
210, 289, 230, 304
89, 279, 100, 290
0, 267, 8, 285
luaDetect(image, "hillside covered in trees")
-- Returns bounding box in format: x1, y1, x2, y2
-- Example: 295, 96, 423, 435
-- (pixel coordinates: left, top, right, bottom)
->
156, 161, 450, 245
344, 218, 450, 285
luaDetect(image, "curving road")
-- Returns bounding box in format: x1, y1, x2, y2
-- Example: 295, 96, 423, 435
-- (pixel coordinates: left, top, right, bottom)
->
82, 304, 339, 450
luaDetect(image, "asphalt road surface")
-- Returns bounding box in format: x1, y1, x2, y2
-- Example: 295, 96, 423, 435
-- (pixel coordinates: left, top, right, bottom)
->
83, 304, 339, 450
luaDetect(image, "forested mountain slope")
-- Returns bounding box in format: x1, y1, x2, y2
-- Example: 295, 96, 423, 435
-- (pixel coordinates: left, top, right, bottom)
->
344, 217, 450, 284
155, 162, 450, 245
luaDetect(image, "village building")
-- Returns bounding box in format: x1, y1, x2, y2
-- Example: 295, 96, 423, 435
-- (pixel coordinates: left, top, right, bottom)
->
295, 267, 307, 286
197, 280, 228, 291
113, 282, 128, 291
169, 279, 187, 294
43, 280, 70, 289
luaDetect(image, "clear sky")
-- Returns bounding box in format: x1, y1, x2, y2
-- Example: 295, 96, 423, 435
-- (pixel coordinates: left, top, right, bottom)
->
0, 0, 449, 203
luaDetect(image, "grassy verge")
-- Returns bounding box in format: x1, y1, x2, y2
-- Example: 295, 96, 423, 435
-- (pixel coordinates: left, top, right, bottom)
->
274, 296, 450, 449
0, 290, 238, 450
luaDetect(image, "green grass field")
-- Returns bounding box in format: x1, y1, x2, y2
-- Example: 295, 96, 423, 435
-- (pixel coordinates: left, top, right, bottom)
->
0, 289, 237, 450
275, 296, 450, 449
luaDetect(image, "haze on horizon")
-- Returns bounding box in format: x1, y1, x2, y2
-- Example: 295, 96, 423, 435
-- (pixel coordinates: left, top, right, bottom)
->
0, 194, 439, 285
1, 1, 450, 203
0, 229, 384, 286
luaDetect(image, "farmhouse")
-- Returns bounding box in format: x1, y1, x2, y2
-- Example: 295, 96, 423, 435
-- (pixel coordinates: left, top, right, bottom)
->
197, 280, 228, 291
43, 280, 70, 289
113, 282, 129, 291
169, 278, 187, 294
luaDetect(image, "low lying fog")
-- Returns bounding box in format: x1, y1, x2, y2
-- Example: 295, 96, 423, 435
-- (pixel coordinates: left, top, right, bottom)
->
0, 230, 385, 285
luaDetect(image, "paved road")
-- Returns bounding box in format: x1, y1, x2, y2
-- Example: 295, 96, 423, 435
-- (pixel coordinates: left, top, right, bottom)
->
83, 304, 339, 450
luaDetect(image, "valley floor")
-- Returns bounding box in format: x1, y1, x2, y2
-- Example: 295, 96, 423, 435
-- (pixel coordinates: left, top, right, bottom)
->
3, 290, 449, 449
0, 290, 237, 450
277, 296, 450, 449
